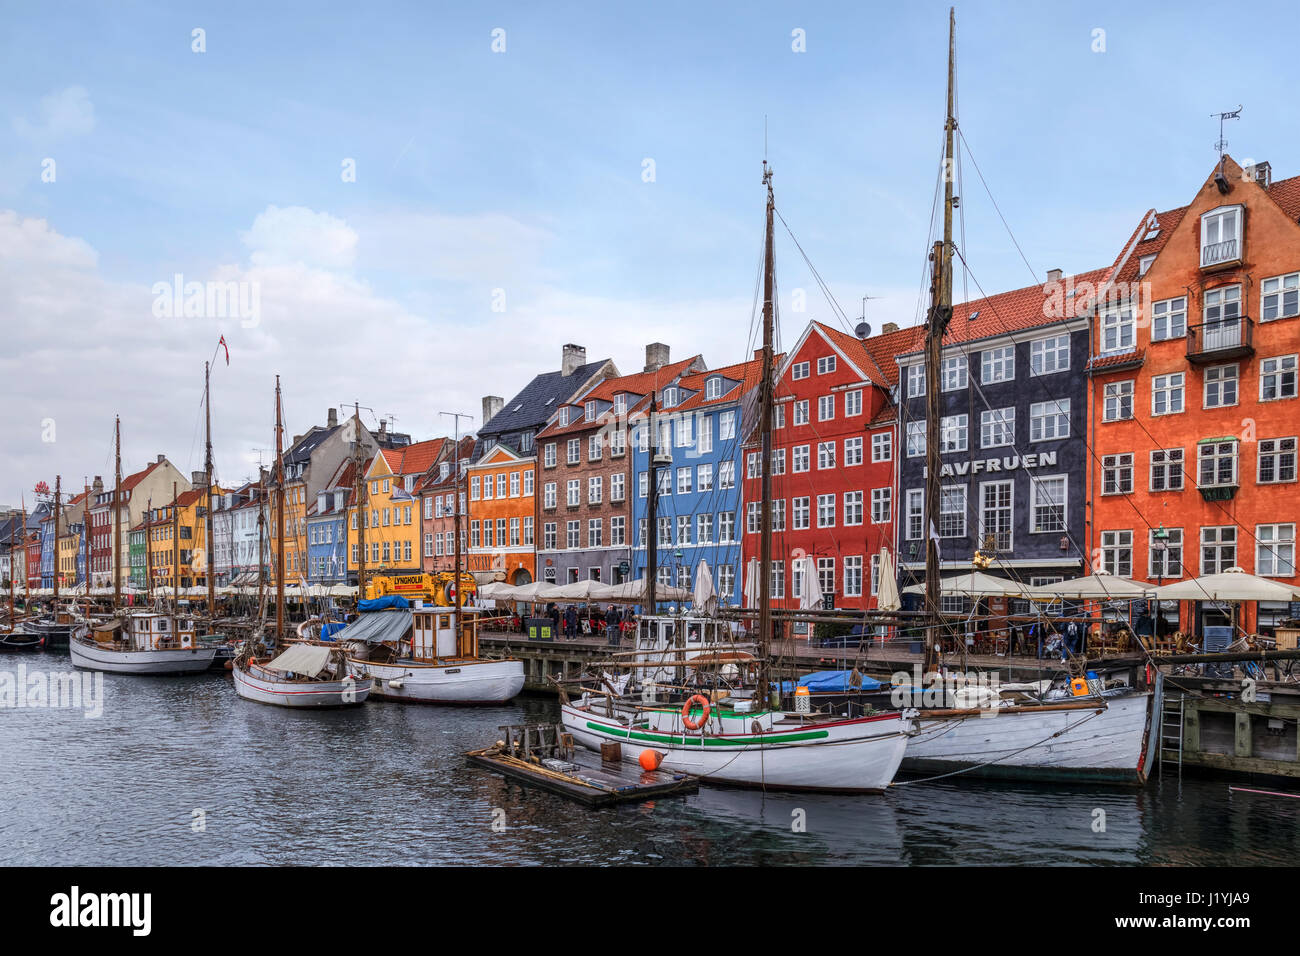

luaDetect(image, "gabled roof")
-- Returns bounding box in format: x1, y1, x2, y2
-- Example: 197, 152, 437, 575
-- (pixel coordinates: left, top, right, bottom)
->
415, 437, 476, 494
672, 355, 765, 412
812, 322, 925, 386
480, 357, 615, 441
535, 356, 702, 440
380, 437, 447, 477
122, 459, 165, 492
284, 424, 341, 466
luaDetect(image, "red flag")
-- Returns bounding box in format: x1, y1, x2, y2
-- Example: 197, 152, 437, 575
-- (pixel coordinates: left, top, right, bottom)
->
218, 335, 230, 366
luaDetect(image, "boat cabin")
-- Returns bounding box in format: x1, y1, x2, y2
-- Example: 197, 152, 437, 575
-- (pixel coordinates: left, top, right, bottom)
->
410, 605, 480, 661
634, 614, 748, 686
127, 613, 197, 651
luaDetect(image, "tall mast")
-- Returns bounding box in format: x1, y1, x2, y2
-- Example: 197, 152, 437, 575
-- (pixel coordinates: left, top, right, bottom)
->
7, 518, 15, 625
922, 8, 957, 677
113, 416, 122, 611
171, 481, 180, 615
53, 474, 62, 606
439, 412, 473, 648
646, 392, 659, 615
353, 402, 367, 599
204, 360, 216, 616
757, 160, 777, 707
274, 377, 286, 641
145, 496, 153, 603
82, 480, 90, 599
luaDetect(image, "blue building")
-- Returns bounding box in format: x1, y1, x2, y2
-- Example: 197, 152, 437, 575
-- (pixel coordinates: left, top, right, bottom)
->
306, 464, 351, 585
39, 513, 56, 589
632, 357, 762, 609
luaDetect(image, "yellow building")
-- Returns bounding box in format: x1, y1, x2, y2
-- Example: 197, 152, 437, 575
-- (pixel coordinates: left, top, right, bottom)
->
267, 479, 308, 586
146, 486, 226, 590
347, 439, 446, 585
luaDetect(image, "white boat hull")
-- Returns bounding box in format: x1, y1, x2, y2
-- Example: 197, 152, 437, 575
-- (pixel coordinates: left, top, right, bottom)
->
903, 692, 1155, 783
70, 639, 216, 675
351, 657, 524, 704
561, 701, 912, 792
232, 661, 372, 708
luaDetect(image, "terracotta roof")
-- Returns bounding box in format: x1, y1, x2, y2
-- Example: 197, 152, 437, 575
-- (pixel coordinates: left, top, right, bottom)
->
121, 460, 164, 492
815, 322, 924, 386
1268, 174, 1300, 220
536, 357, 702, 439
1107, 205, 1188, 287
672, 355, 767, 412
380, 437, 447, 476
1087, 348, 1145, 372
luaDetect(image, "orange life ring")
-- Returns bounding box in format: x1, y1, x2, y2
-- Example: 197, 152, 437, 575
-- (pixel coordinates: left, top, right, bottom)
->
681, 694, 711, 731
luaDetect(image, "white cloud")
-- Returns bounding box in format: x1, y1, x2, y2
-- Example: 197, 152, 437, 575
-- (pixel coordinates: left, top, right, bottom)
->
13, 86, 96, 140
240, 205, 358, 269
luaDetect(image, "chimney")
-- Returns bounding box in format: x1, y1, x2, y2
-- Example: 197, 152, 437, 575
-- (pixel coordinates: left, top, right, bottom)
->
882, 322, 899, 334
562, 343, 586, 377
92, 476, 103, 494
292, 434, 303, 446
377, 420, 387, 441
1046, 268, 1063, 284
327, 407, 338, 428
192, 470, 207, 487
1251, 160, 1272, 189
644, 342, 670, 373
481, 395, 504, 426
157, 454, 166, 464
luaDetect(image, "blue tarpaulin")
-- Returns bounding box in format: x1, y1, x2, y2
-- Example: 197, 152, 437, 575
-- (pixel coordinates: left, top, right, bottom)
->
779, 670, 882, 694
357, 596, 410, 612
319, 621, 348, 640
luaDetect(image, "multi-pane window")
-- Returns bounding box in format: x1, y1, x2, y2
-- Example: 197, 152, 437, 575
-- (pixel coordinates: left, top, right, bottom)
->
1152, 297, 1187, 341
566, 521, 580, 549
1257, 524, 1296, 577
588, 435, 602, 461
906, 489, 924, 540
1262, 273, 1300, 322
588, 476, 603, 503
696, 464, 712, 492
609, 516, 624, 546
1260, 355, 1298, 401
817, 494, 836, 528
718, 461, 735, 489
676, 416, 693, 447
845, 489, 865, 525
1030, 335, 1069, 375
770, 500, 785, 533
746, 502, 761, 534
1100, 530, 1133, 576
791, 361, 810, 380
705, 377, 722, 400
1258, 438, 1297, 484
872, 432, 892, 462
566, 479, 580, 506
980, 408, 1015, 448
1151, 373, 1185, 415
746, 451, 760, 479
940, 414, 968, 453
716, 563, 735, 599
676, 515, 692, 544
1202, 287, 1242, 350
1029, 399, 1070, 441
906, 421, 925, 457
1198, 440, 1238, 488
941, 356, 967, 391
697, 513, 712, 544
844, 436, 863, 466
792, 496, 810, 529
1204, 364, 1238, 408
1200, 206, 1241, 266
939, 485, 966, 538
979, 481, 1013, 551
818, 395, 835, 421
772, 448, 786, 475
1149, 528, 1183, 578
610, 473, 625, 501
793, 400, 809, 425
981, 346, 1015, 383
844, 556, 863, 597
718, 511, 735, 542
769, 561, 784, 599
719, 410, 736, 440
817, 355, 836, 375
817, 558, 836, 598
1030, 475, 1066, 533
906, 364, 925, 398
1102, 453, 1133, 495
1101, 307, 1135, 353
510, 517, 521, 546
1150, 449, 1184, 491
676, 467, 692, 495
1200, 526, 1236, 574
792, 444, 810, 473
845, 389, 862, 416
697, 417, 712, 454
1103, 381, 1134, 421
567, 438, 580, 464
817, 441, 836, 470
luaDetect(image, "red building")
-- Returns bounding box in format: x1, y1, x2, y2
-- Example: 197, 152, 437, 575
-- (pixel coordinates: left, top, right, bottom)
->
743, 321, 922, 633
418, 436, 476, 574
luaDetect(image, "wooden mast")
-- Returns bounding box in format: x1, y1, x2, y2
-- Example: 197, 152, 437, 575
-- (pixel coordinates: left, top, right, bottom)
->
204, 360, 216, 616
171, 481, 180, 614
113, 416, 122, 611
757, 160, 777, 707
145, 496, 153, 603
353, 402, 367, 601
274, 376, 286, 642
439, 412, 474, 654
646, 392, 659, 616
922, 8, 957, 677
52, 475, 62, 607
82, 480, 90, 607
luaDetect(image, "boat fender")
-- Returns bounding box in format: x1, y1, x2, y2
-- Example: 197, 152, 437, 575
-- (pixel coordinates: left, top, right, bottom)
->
389, 678, 404, 689
681, 694, 711, 731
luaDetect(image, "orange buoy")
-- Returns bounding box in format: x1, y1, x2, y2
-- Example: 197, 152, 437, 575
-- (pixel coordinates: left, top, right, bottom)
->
638, 749, 664, 771
681, 693, 711, 731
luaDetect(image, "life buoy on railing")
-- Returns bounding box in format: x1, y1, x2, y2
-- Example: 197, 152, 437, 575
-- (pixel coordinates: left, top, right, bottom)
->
681, 694, 711, 731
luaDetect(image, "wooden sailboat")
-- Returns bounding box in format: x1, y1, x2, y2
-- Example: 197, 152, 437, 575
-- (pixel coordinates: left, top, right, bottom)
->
346, 409, 525, 704
560, 163, 916, 793
0, 513, 43, 651
893, 9, 1158, 784
231, 378, 372, 707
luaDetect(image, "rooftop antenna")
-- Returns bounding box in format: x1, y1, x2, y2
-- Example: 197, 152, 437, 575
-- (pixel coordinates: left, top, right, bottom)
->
1213, 105, 1242, 181
855, 294, 882, 339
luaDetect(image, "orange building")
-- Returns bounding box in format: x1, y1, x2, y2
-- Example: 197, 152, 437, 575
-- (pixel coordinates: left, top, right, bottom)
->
1089, 156, 1300, 636
466, 444, 536, 586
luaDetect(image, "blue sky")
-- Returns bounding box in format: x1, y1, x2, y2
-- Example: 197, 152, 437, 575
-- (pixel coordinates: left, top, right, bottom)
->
2, 0, 1296, 503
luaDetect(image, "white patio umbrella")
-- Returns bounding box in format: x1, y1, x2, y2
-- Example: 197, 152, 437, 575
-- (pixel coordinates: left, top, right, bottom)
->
799, 556, 823, 611
901, 570, 1026, 597
1152, 567, 1300, 603
877, 547, 901, 612
743, 558, 759, 608
551, 579, 602, 601
693, 559, 717, 613
477, 581, 515, 600
591, 577, 690, 604
1025, 571, 1152, 601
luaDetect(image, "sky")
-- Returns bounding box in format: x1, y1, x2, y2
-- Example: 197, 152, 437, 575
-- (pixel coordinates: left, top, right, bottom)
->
3, 0, 1298, 506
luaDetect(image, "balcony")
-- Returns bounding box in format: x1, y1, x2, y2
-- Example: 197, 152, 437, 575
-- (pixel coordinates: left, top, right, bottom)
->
1200, 237, 1241, 269
1186, 316, 1254, 364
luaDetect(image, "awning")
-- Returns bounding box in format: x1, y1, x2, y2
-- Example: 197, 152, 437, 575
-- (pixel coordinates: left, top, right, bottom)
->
901, 571, 1026, 598
264, 644, 334, 677
331, 608, 412, 644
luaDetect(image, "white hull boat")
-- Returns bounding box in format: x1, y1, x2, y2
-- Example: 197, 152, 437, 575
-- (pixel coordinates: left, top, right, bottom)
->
902, 690, 1157, 784
561, 698, 914, 793
70, 637, 216, 674
232, 659, 372, 708
353, 656, 524, 704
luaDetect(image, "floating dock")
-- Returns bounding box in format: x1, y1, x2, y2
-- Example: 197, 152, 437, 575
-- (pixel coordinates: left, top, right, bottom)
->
466, 723, 698, 807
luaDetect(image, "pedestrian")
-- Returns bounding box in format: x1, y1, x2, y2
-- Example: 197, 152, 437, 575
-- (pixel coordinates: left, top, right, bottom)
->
564, 604, 577, 640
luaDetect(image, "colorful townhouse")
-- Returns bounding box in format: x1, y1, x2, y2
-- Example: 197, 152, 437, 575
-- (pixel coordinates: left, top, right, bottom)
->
39, 507, 56, 589
631, 353, 762, 605
467, 444, 537, 585
1088, 156, 1300, 637
418, 437, 475, 575
537, 346, 704, 589
24, 507, 44, 590
738, 322, 916, 626
212, 483, 269, 587
306, 459, 354, 586
347, 438, 446, 583
894, 272, 1098, 612
88, 456, 189, 591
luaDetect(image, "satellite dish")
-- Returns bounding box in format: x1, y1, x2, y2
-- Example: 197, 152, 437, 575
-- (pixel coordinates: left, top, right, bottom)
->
854, 321, 872, 339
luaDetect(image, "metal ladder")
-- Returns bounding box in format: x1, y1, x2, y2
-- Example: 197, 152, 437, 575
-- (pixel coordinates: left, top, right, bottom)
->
1159, 692, 1185, 777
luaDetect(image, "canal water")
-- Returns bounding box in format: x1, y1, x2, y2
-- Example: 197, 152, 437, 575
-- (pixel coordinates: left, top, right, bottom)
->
2, 651, 1295, 866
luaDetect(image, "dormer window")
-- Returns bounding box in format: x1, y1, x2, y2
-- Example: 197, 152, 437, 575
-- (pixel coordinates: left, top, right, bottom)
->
1138, 254, 1155, 277
585, 400, 597, 420
557, 407, 569, 427
1201, 205, 1242, 267
705, 377, 722, 400
662, 387, 678, 408
613, 394, 626, 414
439, 462, 450, 480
